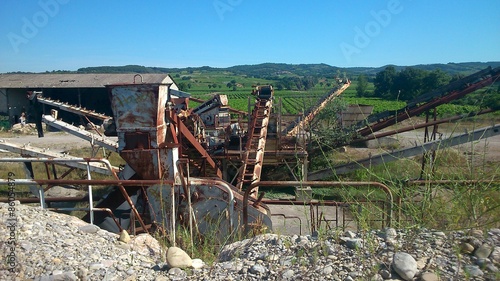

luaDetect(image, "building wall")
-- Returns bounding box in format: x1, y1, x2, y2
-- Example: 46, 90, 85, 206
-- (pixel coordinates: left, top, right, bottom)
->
0, 89, 6, 114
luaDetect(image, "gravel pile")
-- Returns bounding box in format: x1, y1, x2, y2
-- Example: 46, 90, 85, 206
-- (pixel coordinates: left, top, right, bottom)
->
1, 202, 499, 280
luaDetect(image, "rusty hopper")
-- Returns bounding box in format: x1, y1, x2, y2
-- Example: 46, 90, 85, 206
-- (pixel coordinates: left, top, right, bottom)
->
107, 82, 178, 180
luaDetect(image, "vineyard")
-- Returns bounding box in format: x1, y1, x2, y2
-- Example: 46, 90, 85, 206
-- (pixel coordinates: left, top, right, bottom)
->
175, 70, 490, 119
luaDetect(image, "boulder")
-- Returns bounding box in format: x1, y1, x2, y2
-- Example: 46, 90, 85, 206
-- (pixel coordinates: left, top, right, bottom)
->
166, 247, 192, 268
392, 252, 418, 281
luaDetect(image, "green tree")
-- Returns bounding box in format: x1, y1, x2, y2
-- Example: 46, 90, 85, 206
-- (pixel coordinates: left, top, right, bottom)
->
392, 67, 426, 100
422, 69, 450, 93
481, 84, 500, 110
356, 74, 369, 97
374, 66, 397, 99
178, 82, 187, 91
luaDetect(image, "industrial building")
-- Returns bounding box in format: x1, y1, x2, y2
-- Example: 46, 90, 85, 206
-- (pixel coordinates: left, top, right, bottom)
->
0, 73, 177, 129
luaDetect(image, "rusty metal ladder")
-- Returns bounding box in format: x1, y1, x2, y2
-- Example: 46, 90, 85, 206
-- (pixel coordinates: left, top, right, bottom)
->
237, 98, 273, 194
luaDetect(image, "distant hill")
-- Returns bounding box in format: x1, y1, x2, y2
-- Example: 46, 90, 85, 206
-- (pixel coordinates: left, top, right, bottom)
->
42, 61, 500, 78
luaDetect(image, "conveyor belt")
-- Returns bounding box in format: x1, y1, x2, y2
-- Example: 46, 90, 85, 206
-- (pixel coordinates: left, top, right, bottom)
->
237, 86, 274, 194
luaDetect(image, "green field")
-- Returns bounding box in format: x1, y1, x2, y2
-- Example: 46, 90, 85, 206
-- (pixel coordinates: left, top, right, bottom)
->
172, 71, 484, 117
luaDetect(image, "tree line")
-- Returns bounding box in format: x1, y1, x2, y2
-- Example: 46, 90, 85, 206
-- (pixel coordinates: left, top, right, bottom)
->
357, 66, 456, 101
356, 66, 500, 111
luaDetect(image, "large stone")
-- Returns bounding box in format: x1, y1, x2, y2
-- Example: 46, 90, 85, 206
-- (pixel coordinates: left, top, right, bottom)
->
474, 244, 493, 259
392, 252, 418, 281
166, 247, 192, 268
490, 246, 500, 263
464, 265, 483, 277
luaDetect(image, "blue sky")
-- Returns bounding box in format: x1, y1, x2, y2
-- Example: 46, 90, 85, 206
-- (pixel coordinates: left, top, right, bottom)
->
1, 0, 499, 73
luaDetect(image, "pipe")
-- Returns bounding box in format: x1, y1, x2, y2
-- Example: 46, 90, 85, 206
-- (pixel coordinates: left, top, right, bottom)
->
0, 179, 175, 186
406, 179, 500, 186
0, 196, 97, 203
86, 162, 94, 224
271, 214, 303, 235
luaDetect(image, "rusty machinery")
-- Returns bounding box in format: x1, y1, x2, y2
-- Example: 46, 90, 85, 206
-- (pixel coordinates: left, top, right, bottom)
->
2, 66, 500, 237
99, 82, 278, 236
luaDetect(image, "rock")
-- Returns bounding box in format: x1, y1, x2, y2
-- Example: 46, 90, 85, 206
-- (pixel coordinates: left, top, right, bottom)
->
166, 247, 192, 268
460, 242, 474, 254
416, 257, 429, 269
266, 254, 280, 262
344, 230, 357, 238
379, 269, 391, 279
469, 229, 483, 238
322, 265, 334, 274
119, 230, 131, 243
490, 246, 500, 263
282, 269, 294, 279
345, 238, 363, 249
45, 185, 85, 198
191, 258, 205, 269
79, 224, 100, 234
467, 237, 482, 249
168, 267, 187, 279
2, 202, 500, 281
474, 243, 493, 259
382, 227, 398, 240
485, 263, 498, 273
89, 263, 104, 270
464, 265, 483, 277
250, 264, 266, 274
392, 252, 418, 281
420, 272, 439, 281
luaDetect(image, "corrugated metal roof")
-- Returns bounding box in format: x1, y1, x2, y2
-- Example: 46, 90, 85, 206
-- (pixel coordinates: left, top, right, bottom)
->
0, 73, 175, 88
